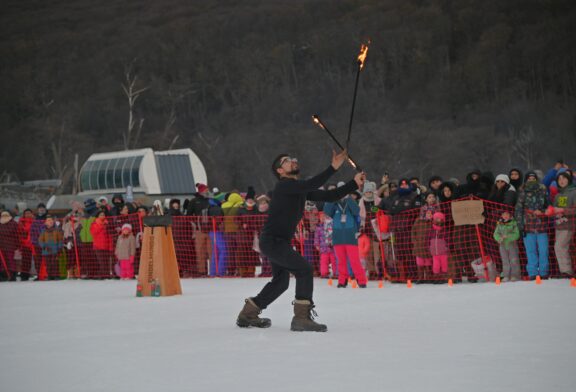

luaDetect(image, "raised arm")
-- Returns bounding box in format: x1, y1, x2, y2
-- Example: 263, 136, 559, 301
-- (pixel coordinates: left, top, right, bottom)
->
307, 180, 358, 202
275, 150, 351, 195
277, 166, 337, 195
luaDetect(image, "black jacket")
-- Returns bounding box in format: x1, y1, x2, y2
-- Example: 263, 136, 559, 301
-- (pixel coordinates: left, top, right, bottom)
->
186, 195, 219, 232
262, 166, 358, 241
488, 184, 517, 206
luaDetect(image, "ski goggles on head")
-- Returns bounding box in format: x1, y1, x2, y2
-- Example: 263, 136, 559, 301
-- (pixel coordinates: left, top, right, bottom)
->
276, 156, 298, 168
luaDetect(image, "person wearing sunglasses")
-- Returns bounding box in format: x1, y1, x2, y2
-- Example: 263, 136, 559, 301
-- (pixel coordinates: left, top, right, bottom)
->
236, 149, 366, 332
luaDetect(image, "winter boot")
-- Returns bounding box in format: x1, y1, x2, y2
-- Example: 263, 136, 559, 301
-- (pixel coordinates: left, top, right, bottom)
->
236, 298, 271, 328
290, 300, 327, 332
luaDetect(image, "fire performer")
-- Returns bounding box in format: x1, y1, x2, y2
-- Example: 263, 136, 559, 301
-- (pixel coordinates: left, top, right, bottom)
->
236, 149, 366, 332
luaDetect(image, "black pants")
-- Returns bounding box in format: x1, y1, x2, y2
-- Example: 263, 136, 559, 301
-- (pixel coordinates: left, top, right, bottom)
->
95, 249, 112, 278
20, 248, 33, 279
252, 236, 313, 309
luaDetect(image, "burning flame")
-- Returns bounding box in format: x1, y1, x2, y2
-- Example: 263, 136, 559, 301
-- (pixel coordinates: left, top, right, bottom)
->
312, 115, 356, 169
357, 43, 369, 70
312, 115, 325, 129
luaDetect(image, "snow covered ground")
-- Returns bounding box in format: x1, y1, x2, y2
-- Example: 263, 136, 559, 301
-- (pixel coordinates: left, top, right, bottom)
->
1, 278, 575, 392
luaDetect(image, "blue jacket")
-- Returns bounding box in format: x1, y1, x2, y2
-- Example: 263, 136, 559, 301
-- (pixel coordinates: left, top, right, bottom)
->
542, 168, 558, 189
324, 198, 359, 245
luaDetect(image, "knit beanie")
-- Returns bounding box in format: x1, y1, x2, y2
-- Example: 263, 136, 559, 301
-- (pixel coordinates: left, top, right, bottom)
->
524, 171, 538, 183
433, 212, 445, 221
196, 183, 209, 194
494, 174, 510, 184
363, 181, 376, 194
557, 171, 573, 186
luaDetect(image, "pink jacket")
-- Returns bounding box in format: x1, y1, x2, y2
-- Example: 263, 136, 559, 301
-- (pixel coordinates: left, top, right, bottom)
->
429, 225, 449, 256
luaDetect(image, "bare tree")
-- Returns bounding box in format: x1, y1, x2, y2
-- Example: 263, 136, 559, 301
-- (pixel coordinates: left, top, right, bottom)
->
508, 125, 536, 169
121, 63, 149, 150
49, 122, 74, 194
196, 131, 221, 151
161, 106, 178, 149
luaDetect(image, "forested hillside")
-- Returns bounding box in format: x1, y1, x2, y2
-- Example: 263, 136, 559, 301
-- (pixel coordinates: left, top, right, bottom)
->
1, 0, 575, 192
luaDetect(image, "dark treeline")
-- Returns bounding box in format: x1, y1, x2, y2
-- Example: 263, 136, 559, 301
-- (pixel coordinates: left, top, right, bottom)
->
1, 0, 575, 193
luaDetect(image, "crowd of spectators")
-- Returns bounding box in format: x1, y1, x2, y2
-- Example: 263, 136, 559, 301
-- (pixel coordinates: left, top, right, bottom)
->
0, 160, 574, 283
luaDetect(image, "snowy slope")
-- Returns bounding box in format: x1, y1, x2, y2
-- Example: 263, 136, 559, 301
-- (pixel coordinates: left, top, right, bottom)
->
1, 278, 575, 392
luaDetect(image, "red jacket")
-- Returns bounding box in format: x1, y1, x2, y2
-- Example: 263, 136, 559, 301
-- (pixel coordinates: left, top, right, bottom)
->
90, 219, 113, 251
18, 217, 34, 250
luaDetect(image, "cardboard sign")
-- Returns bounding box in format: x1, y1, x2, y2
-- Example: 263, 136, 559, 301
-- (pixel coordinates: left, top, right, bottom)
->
451, 200, 485, 226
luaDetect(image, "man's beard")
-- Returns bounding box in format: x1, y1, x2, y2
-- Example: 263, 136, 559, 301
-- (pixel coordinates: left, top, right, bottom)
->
287, 168, 300, 176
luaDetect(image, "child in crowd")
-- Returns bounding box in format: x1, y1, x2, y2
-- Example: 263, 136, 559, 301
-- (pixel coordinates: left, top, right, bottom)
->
314, 213, 337, 279
493, 210, 521, 281
411, 208, 434, 282
115, 223, 136, 279
422, 192, 439, 213
38, 215, 64, 280
357, 228, 371, 273
429, 212, 449, 278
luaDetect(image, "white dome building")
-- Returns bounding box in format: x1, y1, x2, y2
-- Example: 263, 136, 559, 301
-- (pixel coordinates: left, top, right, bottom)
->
77, 148, 207, 195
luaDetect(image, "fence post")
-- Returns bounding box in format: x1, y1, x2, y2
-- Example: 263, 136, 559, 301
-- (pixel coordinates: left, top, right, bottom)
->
212, 216, 219, 276
474, 224, 490, 281
376, 210, 387, 279
298, 221, 305, 256
470, 196, 490, 281
71, 216, 81, 277
0, 248, 11, 280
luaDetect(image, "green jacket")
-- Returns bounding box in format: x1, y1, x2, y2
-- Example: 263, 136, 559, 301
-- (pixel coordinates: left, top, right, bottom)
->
493, 219, 520, 249
79, 217, 95, 243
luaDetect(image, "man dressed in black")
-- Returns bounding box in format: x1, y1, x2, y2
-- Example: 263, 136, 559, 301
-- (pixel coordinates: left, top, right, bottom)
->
236, 150, 365, 332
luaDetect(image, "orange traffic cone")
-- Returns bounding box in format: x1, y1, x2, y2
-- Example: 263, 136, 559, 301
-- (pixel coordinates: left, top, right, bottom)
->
328, 278, 333, 286
38, 261, 47, 281
535, 275, 542, 285
448, 278, 453, 287
495, 276, 501, 285
406, 279, 412, 288
351, 280, 358, 289
378, 280, 384, 289
570, 278, 576, 287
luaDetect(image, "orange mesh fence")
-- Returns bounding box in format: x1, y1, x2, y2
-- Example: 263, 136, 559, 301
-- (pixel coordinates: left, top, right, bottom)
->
0, 200, 574, 282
